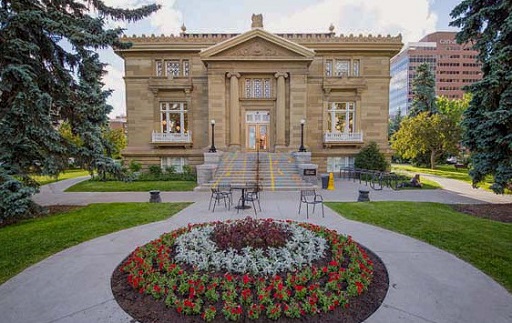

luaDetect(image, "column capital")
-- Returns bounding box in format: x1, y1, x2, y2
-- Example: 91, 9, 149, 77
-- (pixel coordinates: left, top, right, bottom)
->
274, 72, 288, 79
226, 72, 241, 79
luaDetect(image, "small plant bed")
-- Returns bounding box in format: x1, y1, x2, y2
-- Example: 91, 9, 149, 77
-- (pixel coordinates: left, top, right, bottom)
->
65, 180, 196, 192
32, 169, 90, 185
112, 217, 388, 322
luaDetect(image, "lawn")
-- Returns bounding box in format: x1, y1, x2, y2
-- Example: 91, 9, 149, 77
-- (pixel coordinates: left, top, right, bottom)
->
326, 201, 512, 292
392, 163, 495, 191
32, 169, 90, 185
65, 180, 197, 192
0, 202, 191, 285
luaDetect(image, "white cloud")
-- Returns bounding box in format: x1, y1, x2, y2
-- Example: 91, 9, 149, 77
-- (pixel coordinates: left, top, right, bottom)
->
102, 63, 126, 118
266, 0, 437, 44
101, 0, 183, 35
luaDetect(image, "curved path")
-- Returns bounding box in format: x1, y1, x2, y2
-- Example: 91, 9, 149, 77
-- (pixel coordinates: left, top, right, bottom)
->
0, 178, 511, 323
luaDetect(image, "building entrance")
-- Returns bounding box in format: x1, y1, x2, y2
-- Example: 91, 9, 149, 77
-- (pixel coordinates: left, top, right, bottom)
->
246, 111, 270, 151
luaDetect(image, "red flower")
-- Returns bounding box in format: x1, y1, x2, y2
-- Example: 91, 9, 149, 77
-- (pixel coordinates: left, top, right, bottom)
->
184, 299, 194, 308
153, 285, 161, 293
355, 281, 364, 294
242, 274, 251, 285
329, 260, 338, 267
225, 273, 233, 282
177, 306, 183, 313
295, 285, 305, 292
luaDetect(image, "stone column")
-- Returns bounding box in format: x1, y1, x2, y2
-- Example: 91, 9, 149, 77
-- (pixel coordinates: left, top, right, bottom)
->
274, 72, 288, 147
227, 72, 241, 149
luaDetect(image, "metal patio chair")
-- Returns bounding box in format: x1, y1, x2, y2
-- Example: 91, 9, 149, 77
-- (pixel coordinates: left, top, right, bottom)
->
298, 189, 324, 219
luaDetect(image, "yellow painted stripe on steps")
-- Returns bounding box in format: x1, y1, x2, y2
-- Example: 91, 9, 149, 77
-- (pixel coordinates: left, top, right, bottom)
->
269, 153, 275, 191
213, 152, 237, 186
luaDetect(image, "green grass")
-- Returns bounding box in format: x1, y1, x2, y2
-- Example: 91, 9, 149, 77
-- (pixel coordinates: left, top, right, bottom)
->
0, 202, 191, 285
326, 201, 512, 291
392, 163, 497, 191
32, 169, 90, 185
65, 180, 197, 192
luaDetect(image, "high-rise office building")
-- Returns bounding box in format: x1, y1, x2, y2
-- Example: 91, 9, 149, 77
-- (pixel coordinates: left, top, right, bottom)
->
389, 31, 481, 116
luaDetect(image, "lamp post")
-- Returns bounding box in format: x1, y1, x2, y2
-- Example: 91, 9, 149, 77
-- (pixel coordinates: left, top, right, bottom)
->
298, 119, 306, 152
209, 119, 217, 153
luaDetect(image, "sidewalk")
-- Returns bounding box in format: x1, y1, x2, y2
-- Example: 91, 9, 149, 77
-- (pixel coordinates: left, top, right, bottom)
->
1, 176, 510, 323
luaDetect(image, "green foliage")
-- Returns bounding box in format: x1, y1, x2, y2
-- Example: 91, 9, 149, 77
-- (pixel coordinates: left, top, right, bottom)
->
0, 0, 159, 220
0, 202, 190, 284
436, 94, 471, 126
129, 160, 142, 172
103, 128, 127, 159
0, 167, 40, 225
450, 0, 512, 194
354, 141, 388, 171
327, 201, 512, 291
391, 112, 461, 169
388, 108, 403, 140
409, 63, 437, 117
66, 180, 196, 192
148, 165, 163, 176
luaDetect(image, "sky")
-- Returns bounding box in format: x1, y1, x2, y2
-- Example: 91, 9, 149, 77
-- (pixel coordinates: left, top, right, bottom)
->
100, 0, 463, 118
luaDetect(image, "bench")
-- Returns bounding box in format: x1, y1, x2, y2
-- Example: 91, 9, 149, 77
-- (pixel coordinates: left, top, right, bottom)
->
454, 163, 468, 169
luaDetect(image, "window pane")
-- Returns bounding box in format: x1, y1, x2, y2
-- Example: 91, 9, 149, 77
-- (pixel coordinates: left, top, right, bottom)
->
335, 59, 350, 76
167, 113, 180, 133
325, 60, 332, 77
166, 61, 180, 77
160, 102, 168, 111
327, 112, 332, 131
156, 61, 163, 76
183, 60, 189, 76
253, 79, 262, 98
263, 79, 271, 98
161, 112, 168, 132
183, 112, 188, 133
245, 79, 252, 98
169, 103, 181, 110
353, 59, 360, 76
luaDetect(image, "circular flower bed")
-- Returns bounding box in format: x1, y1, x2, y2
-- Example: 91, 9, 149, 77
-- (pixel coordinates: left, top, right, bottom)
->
114, 218, 381, 322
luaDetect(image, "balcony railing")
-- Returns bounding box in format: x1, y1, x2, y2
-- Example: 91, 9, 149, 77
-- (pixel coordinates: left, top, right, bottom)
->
152, 131, 192, 143
323, 131, 363, 143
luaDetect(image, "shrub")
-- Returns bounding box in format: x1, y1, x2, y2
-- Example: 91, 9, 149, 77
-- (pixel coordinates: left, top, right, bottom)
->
354, 141, 389, 171
128, 160, 142, 172
148, 165, 162, 176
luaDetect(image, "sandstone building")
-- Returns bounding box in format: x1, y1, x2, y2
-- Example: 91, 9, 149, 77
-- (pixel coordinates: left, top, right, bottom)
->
115, 15, 402, 174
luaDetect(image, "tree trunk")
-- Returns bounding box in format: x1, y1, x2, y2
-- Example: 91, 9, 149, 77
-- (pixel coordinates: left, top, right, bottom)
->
430, 150, 437, 169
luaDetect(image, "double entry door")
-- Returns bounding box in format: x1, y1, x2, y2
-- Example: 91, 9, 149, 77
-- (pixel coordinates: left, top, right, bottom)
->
246, 111, 269, 151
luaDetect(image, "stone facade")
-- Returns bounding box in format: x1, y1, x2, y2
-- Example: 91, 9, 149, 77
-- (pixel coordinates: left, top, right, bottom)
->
115, 16, 402, 173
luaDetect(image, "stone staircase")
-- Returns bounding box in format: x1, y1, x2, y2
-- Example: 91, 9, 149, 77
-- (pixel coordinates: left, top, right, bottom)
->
198, 152, 316, 191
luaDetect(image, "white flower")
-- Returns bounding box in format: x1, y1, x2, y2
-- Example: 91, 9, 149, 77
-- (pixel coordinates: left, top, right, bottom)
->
173, 220, 327, 276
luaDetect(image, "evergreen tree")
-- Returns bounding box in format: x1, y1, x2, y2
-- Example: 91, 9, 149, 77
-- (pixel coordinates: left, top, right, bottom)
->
409, 63, 436, 117
388, 107, 403, 140
354, 141, 389, 171
451, 0, 512, 193
0, 0, 159, 222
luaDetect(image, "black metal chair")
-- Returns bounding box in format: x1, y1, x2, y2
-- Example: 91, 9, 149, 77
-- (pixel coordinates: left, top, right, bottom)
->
209, 187, 229, 212
237, 182, 261, 216
217, 182, 233, 205
298, 190, 324, 219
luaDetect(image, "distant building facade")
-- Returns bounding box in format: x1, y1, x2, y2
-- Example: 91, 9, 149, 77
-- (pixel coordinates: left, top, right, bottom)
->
389, 31, 481, 116
109, 115, 127, 133
115, 15, 401, 173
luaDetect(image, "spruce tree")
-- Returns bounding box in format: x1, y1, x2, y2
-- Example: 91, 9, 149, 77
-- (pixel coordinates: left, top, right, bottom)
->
0, 0, 159, 222
409, 63, 436, 117
450, 0, 512, 193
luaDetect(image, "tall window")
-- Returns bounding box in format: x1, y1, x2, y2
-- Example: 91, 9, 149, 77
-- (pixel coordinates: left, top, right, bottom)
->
327, 102, 356, 133
160, 102, 188, 134
161, 157, 187, 173
155, 59, 190, 77
325, 59, 360, 77
244, 78, 272, 98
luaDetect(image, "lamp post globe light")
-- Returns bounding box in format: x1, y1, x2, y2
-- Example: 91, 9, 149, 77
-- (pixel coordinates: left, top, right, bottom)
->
298, 119, 306, 152
209, 119, 217, 153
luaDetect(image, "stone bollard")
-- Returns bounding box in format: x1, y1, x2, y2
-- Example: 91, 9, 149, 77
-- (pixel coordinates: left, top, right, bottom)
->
357, 189, 370, 202
149, 190, 161, 203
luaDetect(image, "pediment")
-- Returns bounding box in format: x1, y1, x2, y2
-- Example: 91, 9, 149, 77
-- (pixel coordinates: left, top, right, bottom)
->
200, 29, 315, 61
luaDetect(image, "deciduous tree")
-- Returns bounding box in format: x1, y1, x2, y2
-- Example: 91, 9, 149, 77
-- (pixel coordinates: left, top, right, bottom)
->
0, 0, 159, 222
450, 0, 512, 193
391, 112, 460, 169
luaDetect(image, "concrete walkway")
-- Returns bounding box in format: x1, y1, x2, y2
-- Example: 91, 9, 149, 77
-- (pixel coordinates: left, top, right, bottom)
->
1, 177, 511, 323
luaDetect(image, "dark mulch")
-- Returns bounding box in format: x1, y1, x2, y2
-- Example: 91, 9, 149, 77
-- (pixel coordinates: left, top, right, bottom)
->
453, 203, 512, 223
47, 205, 83, 215
111, 245, 389, 323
